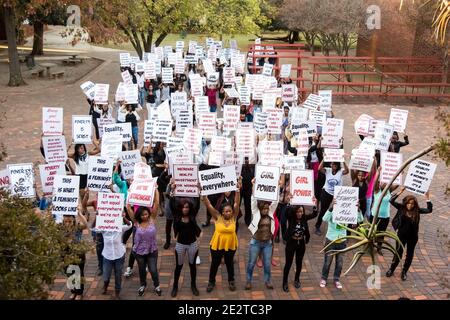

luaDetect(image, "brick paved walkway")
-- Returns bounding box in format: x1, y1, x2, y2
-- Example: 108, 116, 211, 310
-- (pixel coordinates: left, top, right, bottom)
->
0, 51, 448, 300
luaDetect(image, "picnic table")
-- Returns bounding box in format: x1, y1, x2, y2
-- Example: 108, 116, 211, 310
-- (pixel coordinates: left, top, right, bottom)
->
39, 62, 57, 78
63, 54, 84, 65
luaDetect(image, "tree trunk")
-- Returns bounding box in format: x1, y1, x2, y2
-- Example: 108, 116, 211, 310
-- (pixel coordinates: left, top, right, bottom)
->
3, 6, 25, 87
154, 32, 168, 47
292, 31, 300, 42
441, 42, 449, 93
31, 20, 44, 56
144, 31, 153, 53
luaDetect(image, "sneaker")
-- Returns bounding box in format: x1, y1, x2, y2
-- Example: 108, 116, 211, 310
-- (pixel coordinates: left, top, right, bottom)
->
294, 280, 301, 289
196, 256, 201, 265
191, 285, 199, 296
228, 281, 236, 291
163, 242, 170, 250
271, 259, 279, 267
154, 286, 162, 296
315, 227, 322, 236
138, 286, 146, 296
171, 286, 178, 297
386, 268, 394, 277
334, 281, 343, 290
206, 282, 215, 293
245, 282, 252, 290
265, 282, 274, 289
96, 268, 103, 276
319, 279, 327, 288
124, 267, 133, 278
282, 283, 289, 292
257, 258, 263, 268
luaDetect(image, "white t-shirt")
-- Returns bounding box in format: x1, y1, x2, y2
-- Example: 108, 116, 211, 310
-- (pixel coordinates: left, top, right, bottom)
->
323, 167, 343, 195
75, 154, 89, 175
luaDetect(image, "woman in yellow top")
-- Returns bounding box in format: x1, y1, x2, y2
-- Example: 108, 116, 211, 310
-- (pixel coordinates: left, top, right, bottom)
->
202, 182, 241, 293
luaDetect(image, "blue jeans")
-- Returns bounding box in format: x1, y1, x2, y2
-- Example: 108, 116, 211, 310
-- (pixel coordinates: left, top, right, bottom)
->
321, 239, 346, 282
365, 197, 373, 219
131, 126, 139, 149
103, 255, 125, 291
246, 238, 272, 283
138, 88, 146, 107
209, 105, 217, 112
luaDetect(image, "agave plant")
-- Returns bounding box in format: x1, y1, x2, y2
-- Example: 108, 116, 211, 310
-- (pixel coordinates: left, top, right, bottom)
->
320, 145, 437, 276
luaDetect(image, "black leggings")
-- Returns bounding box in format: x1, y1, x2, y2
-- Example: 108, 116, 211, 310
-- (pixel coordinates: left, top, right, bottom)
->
173, 248, 198, 288
208, 248, 236, 284
390, 233, 418, 273
316, 189, 334, 229
123, 226, 136, 269
283, 239, 306, 284
369, 216, 390, 248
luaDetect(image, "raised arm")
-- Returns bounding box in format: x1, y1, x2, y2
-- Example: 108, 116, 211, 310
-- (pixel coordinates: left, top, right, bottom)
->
233, 179, 242, 217
342, 160, 349, 175
419, 191, 433, 215
318, 160, 326, 174
389, 186, 405, 210
201, 195, 220, 220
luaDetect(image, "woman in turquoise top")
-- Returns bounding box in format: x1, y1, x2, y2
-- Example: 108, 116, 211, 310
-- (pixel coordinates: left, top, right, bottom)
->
369, 166, 398, 255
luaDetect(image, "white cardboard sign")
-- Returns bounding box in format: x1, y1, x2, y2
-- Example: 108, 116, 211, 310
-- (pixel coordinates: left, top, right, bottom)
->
7, 163, 35, 198
198, 166, 237, 196
173, 164, 199, 197
51, 175, 80, 216
404, 159, 436, 195
101, 134, 123, 160
42, 107, 63, 136
103, 122, 132, 142
80, 81, 96, 99
152, 119, 173, 143
374, 123, 394, 151
280, 64, 292, 78
120, 150, 142, 180
380, 152, 403, 185
94, 84, 110, 104
96, 192, 125, 232
39, 163, 65, 196
321, 118, 344, 149
87, 156, 114, 192
323, 148, 345, 163
290, 170, 314, 205
332, 186, 359, 224
42, 136, 67, 164
127, 178, 157, 207
254, 165, 280, 201
388, 108, 408, 133
0, 169, 10, 189
72, 116, 92, 144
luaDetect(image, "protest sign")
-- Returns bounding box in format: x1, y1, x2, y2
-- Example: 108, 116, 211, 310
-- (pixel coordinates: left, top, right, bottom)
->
321, 118, 344, 149
198, 166, 237, 196
235, 127, 256, 163
332, 186, 359, 224
367, 119, 385, 137
173, 164, 200, 197
266, 108, 283, 135
291, 120, 317, 138
87, 156, 114, 192
281, 84, 296, 102
175, 58, 185, 74
224, 88, 239, 98
354, 114, 374, 136
280, 64, 291, 78
144, 61, 156, 80
258, 140, 283, 167
94, 84, 109, 104
51, 175, 79, 216
7, 163, 35, 198
162, 67, 174, 84
120, 150, 142, 179
121, 70, 133, 85
223, 67, 235, 85
349, 148, 374, 172
152, 119, 173, 143
309, 109, 327, 128
296, 128, 310, 157
115, 82, 126, 102
143, 120, 154, 146
95, 192, 125, 232
128, 178, 157, 207
103, 122, 132, 142
39, 163, 65, 196
42, 107, 63, 136
262, 93, 277, 111
388, 108, 408, 133
133, 162, 152, 180
239, 85, 251, 105
189, 41, 197, 54
380, 152, 403, 185
190, 78, 204, 96
283, 156, 306, 172
404, 159, 436, 195
360, 137, 378, 152
175, 108, 193, 138
194, 96, 209, 114
318, 90, 332, 112
119, 52, 131, 66
176, 40, 184, 51
80, 81, 96, 100
197, 113, 217, 139
253, 111, 268, 134
207, 72, 219, 86
171, 91, 187, 115
323, 148, 345, 163
290, 107, 309, 123
165, 137, 185, 157
303, 94, 321, 110
72, 116, 92, 144
290, 170, 314, 205
223, 105, 240, 132
168, 151, 193, 175
374, 123, 394, 151
0, 169, 10, 190
202, 58, 215, 74
224, 152, 244, 177
183, 128, 202, 155
97, 117, 115, 139
211, 135, 232, 152
154, 59, 162, 75
42, 135, 67, 164
124, 84, 138, 104
167, 52, 177, 66
254, 165, 280, 201
262, 63, 274, 77
156, 99, 172, 120
208, 150, 225, 166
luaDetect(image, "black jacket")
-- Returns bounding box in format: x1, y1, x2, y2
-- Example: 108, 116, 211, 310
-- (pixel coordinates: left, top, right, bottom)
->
284, 206, 318, 243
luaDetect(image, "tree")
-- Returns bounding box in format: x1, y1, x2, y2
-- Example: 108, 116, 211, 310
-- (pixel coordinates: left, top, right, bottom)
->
1, 1, 26, 86
0, 190, 91, 299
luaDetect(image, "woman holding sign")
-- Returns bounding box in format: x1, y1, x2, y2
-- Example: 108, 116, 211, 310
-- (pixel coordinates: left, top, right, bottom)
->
282, 198, 318, 292
202, 182, 241, 293
169, 184, 202, 297
315, 159, 349, 235
386, 187, 432, 281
